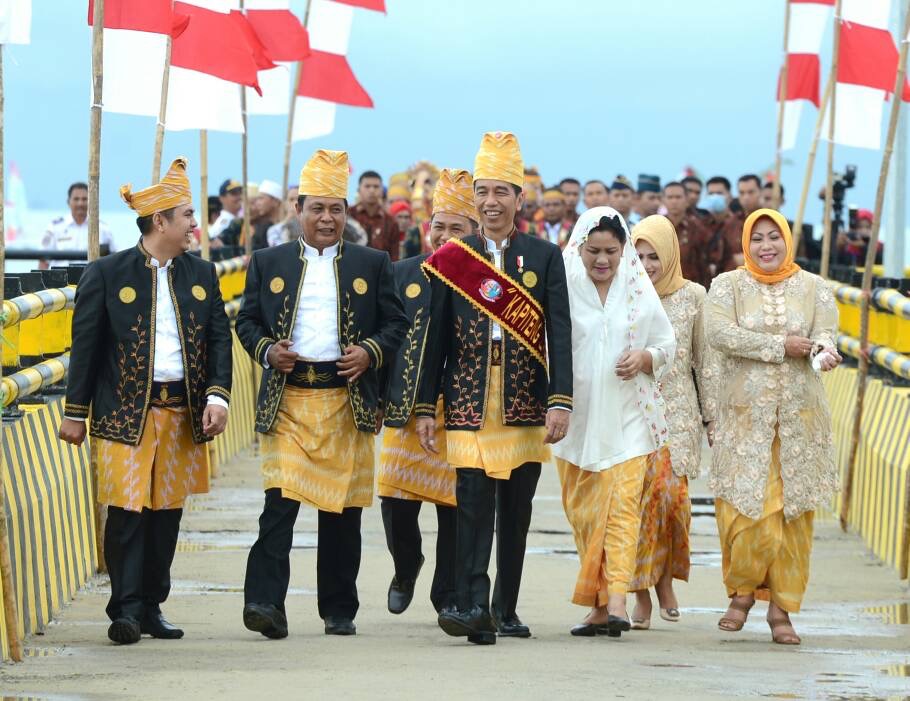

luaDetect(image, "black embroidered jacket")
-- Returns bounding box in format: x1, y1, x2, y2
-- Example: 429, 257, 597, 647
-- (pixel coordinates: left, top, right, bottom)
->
64, 243, 233, 445
236, 238, 408, 434
383, 254, 431, 428
415, 231, 573, 430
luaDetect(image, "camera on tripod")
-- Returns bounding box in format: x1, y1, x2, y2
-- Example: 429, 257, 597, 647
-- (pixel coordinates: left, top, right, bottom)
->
818, 164, 857, 236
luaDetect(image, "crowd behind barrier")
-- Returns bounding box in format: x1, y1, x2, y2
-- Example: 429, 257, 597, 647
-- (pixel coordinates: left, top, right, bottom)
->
0, 250, 908, 659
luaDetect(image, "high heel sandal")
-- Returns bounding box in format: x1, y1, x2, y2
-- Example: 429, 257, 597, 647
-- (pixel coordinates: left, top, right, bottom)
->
717, 598, 754, 632
767, 616, 801, 645
660, 608, 680, 623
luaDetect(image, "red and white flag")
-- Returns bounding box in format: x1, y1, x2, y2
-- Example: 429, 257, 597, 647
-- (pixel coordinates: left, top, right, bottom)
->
292, 0, 377, 141
779, 0, 834, 151
245, 0, 311, 116
822, 0, 910, 149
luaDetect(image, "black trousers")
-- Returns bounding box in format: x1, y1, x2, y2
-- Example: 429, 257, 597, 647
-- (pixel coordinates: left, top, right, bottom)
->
380, 496, 457, 612
244, 488, 362, 620
454, 462, 541, 617
105, 506, 183, 622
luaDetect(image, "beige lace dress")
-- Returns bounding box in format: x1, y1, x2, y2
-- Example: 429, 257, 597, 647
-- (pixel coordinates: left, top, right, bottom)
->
705, 269, 838, 521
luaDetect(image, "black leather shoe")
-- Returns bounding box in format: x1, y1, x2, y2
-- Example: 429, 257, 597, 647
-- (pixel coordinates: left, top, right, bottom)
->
493, 612, 531, 638
570, 623, 598, 637
108, 617, 141, 645
388, 555, 424, 614
324, 616, 356, 635
243, 603, 288, 639
438, 605, 497, 645
141, 612, 184, 639
605, 615, 631, 638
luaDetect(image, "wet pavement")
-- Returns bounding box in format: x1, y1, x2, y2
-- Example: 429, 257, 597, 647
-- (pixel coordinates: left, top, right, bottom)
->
0, 446, 908, 700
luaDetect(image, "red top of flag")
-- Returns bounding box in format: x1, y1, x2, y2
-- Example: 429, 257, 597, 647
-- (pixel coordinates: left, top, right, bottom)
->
171, 3, 272, 95
297, 50, 373, 108
246, 9, 310, 62
88, 0, 189, 36
332, 0, 386, 13
838, 20, 910, 100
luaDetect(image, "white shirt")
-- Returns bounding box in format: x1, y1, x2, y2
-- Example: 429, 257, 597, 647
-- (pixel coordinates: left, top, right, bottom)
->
484, 236, 504, 341
542, 220, 562, 245
210, 209, 238, 239
290, 242, 341, 360
42, 214, 115, 266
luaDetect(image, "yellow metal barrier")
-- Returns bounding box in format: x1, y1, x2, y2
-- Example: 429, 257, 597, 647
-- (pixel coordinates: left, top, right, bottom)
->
836, 334, 910, 381
823, 367, 910, 578
829, 281, 910, 352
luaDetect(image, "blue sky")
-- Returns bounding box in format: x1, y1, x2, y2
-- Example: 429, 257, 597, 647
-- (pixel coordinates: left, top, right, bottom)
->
3, 0, 902, 241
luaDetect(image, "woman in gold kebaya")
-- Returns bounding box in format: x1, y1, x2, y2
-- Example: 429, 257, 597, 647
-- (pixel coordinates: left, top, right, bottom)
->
707, 208, 840, 645
553, 207, 676, 638
629, 215, 716, 629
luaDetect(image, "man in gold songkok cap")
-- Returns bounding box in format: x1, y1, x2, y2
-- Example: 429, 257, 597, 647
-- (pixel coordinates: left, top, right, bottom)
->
238, 148, 408, 639
415, 132, 574, 644
376, 168, 477, 619
60, 157, 233, 645
539, 187, 572, 248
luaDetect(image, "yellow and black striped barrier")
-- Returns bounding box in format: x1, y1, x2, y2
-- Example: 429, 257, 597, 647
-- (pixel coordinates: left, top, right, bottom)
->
822, 366, 910, 578
0, 399, 97, 659
836, 334, 910, 381
2, 287, 74, 370
829, 281, 910, 352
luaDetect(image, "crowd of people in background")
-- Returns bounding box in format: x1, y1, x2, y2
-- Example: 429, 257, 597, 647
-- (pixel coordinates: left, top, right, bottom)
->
75, 165, 876, 282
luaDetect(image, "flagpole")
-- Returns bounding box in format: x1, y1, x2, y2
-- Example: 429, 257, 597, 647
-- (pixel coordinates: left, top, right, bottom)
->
88, 0, 106, 575
773, 0, 791, 209
281, 0, 313, 196
200, 130, 210, 261
151, 5, 174, 183
792, 74, 834, 253
239, 1, 252, 256
0, 43, 23, 665
819, 0, 843, 279
841, 1, 910, 537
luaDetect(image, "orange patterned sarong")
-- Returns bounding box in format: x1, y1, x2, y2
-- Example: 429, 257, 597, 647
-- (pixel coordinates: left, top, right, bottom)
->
261, 386, 374, 513
96, 407, 208, 512
557, 454, 648, 606
630, 447, 691, 591
446, 365, 549, 479
378, 409, 455, 506
715, 434, 814, 613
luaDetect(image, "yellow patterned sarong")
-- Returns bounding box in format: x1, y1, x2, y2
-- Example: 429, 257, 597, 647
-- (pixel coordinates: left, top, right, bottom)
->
630, 447, 691, 590
96, 407, 208, 512
557, 454, 648, 605
715, 434, 814, 613
446, 365, 549, 479
261, 386, 374, 513
378, 409, 454, 506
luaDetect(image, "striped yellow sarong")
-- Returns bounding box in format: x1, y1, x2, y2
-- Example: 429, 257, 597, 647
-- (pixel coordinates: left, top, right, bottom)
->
446, 365, 549, 479
715, 434, 814, 613
378, 409, 455, 506
630, 447, 691, 590
96, 407, 208, 512
557, 454, 648, 605
261, 386, 374, 513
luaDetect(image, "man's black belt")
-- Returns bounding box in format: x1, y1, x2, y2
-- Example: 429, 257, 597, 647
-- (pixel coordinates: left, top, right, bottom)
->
150, 380, 187, 407
286, 360, 347, 389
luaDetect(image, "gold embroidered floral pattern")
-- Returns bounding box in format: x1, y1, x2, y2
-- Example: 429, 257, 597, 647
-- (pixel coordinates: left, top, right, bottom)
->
706, 270, 838, 520
259, 293, 293, 432
341, 291, 377, 432
446, 315, 486, 427
384, 307, 426, 425
503, 340, 546, 423
182, 311, 207, 441
92, 314, 149, 443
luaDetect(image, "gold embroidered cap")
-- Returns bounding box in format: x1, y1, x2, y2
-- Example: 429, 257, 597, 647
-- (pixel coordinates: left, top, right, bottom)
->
542, 188, 565, 202
432, 168, 478, 223
298, 149, 349, 199
120, 157, 192, 217
473, 131, 524, 188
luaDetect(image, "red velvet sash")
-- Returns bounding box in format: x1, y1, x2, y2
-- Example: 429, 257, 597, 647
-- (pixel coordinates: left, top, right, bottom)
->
422, 238, 546, 365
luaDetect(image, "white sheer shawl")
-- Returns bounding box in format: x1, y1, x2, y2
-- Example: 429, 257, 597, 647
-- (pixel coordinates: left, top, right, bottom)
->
552, 206, 676, 472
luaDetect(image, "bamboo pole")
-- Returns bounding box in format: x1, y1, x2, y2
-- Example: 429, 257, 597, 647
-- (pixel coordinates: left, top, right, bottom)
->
819, 0, 843, 279
281, 0, 313, 196
792, 74, 834, 254
0, 44, 23, 664
773, 0, 791, 209
151, 20, 173, 183
88, 0, 105, 573
841, 2, 910, 533
200, 130, 210, 261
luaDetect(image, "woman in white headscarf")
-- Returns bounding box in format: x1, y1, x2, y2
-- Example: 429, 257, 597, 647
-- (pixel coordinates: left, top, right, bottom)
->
554, 207, 676, 639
